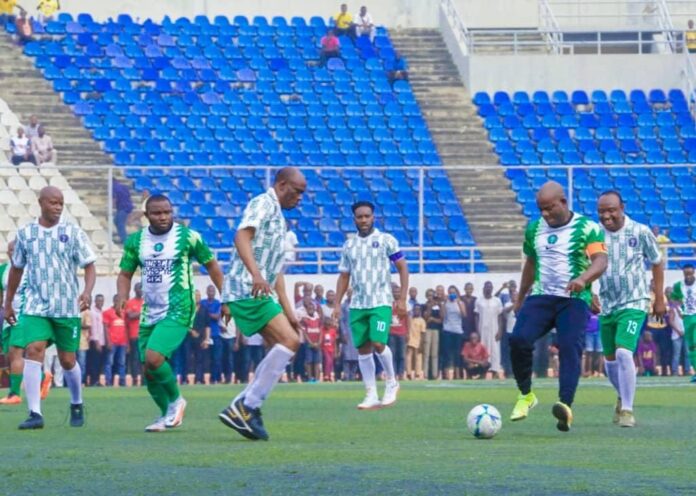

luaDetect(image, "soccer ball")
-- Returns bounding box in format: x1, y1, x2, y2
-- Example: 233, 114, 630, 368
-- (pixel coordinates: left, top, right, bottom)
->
466, 404, 502, 439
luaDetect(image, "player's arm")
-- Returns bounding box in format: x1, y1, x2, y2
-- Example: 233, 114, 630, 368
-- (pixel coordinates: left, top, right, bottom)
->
393, 257, 409, 316
333, 271, 350, 321
516, 256, 535, 311
204, 259, 224, 296
79, 262, 96, 311
567, 252, 608, 293
234, 227, 271, 296
275, 272, 300, 333
3, 266, 24, 325
116, 270, 134, 312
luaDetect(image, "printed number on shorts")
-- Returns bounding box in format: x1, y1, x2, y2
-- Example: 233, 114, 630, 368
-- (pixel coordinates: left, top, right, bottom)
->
626, 320, 638, 335
376, 321, 386, 333
72, 327, 78, 339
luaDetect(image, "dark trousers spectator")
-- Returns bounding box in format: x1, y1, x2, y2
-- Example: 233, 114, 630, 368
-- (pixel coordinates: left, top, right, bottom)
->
388, 334, 407, 377
292, 343, 307, 381
245, 345, 264, 379
234, 344, 247, 383
87, 341, 104, 386
463, 360, 490, 378
172, 336, 190, 381
533, 333, 553, 378
651, 327, 672, 375
114, 209, 129, 244
76, 350, 87, 384
105, 345, 127, 386
210, 336, 223, 383
500, 332, 513, 377
221, 337, 236, 383
12, 153, 36, 166
127, 338, 141, 383
191, 343, 211, 383
440, 331, 464, 372
342, 359, 359, 380
335, 26, 355, 39
319, 50, 341, 67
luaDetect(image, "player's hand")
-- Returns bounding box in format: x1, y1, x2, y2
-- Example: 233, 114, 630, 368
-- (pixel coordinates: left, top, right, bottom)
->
653, 298, 667, 321
201, 341, 209, 350
495, 330, 502, 342
513, 297, 524, 314
221, 303, 231, 324
78, 292, 91, 312
332, 306, 342, 323
114, 294, 126, 313
288, 314, 301, 335
566, 277, 587, 294
3, 304, 17, 326
251, 274, 272, 297
395, 299, 407, 318
591, 297, 602, 315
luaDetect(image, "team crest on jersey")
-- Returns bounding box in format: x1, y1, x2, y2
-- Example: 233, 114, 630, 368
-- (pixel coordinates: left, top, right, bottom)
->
547, 234, 558, 245
628, 237, 637, 247
59, 234, 69, 243
372, 241, 380, 248
154, 243, 164, 252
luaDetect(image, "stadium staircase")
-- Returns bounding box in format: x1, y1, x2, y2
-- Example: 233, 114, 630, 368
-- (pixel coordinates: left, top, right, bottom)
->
390, 28, 526, 270
0, 32, 132, 230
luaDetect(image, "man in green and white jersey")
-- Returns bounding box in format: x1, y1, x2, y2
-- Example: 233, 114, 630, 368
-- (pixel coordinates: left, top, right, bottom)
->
116, 194, 224, 432
1, 240, 25, 404
218, 167, 305, 441
333, 201, 409, 410
671, 263, 696, 383
510, 182, 608, 432
4, 186, 96, 430
597, 191, 664, 427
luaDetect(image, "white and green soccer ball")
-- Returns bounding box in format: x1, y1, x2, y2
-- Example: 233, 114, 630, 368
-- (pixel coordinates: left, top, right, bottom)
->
467, 404, 502, 439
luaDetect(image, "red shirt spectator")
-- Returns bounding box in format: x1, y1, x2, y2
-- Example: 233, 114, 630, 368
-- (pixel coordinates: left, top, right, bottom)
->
102, 307, 128, 346
321, 32, 340, 52
322, 325, 337, 355
461, 340, 489, 363
302, 312, 322, 347
390, 302, 408, 336
124, 297, 143, 341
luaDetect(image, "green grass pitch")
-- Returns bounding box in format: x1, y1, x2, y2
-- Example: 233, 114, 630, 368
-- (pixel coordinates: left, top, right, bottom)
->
2, 378, 694, 495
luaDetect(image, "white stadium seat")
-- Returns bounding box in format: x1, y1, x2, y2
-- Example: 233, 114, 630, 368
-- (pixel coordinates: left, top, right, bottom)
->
28, 175, 48, 191
17, 189, 36, 205
0, 166, 17, 177
81, 216, 103, 230
18, 164, 38, 177
0, 190, 18, 205
7, 175, 28, 190
0, 216, 17, 231
63, 189, 79, 204
27, 202, 40, 217
7, 203, 27, 218
49, 175, 69, 189
70, 203, 91, 218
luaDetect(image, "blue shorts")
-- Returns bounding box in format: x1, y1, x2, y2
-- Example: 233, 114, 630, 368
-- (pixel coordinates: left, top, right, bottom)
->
511, 295, 589, 349
585, 333, 603, 352
305, 346, 322, 365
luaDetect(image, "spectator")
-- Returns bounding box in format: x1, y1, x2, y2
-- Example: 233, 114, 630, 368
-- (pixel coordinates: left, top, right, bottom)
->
333, 3, 354, 38
495, 280, 517, 305
102, 295, 128, 387
24, 114, 40, 141
500, 285, 517, 377
461, 331, 490, 379
87, 294, 105, 386
423, 288, 443, 380
190, 290, 211, 385
652, 225, 670, 260
461, 282, 477, 339
244, 333, 265, 382
200, 284, 223, 383
0, 0, 18, 22
355, 5, 375, 42
10, 127, 36, 165
14, 7, 33, 44
442, 285, 466, 380
314, 284, 326, 307
220, 316, 237, 384
322, 316, 338, 382
112, 178, 133, 245
301, 301, 323, 382
43, 344, 62, 387
37, 0, 60, 23
124, 282, 143, 386
389, 284, 408, 380
637, 331, 658, 376
670, 289, 689, 376
319, 28, 341, 67
339, 289, 359, 380
284, 228, 298, 263
646, 279, 671, 375
128, 188, 151, 230
687, 20, 696, 53
294, 281, 313, 306
407, 287, 419, 314
406, 304, 426, 380
78, 295, 91, 383
475, 281, 503, 378
31, 125, 57, 165
583, 294, 603, 378
322, 290, 336, 320
386, 51, 409, 86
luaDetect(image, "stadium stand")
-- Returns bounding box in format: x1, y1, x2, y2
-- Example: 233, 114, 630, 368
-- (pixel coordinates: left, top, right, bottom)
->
473, 89, 696, 266
4, 14, 485, 273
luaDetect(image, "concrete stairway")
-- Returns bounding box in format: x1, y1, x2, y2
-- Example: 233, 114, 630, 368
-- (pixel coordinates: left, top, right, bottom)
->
390, 28, 527, 271
0, 33, 127, 227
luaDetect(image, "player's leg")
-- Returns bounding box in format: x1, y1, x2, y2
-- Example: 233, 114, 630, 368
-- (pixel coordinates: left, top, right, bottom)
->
15, 315, 54, 429
143, 319, 190, 429
552, 298, 589, 432
612, 310, 647, 427
369, 306, 399, 406
1, 325, 24, 403
684, 315, 696, 382
600, 313, 622, 420
508, 296, 556, 421
53, 318, 86, 427
350, 308, 381, 409
138, 324, 170, 430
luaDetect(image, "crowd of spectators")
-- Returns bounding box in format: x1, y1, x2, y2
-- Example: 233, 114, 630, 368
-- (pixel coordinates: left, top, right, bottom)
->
9, 115, 57, 166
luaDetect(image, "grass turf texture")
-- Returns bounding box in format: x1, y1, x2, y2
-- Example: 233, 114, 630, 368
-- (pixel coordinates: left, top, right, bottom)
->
2, 378, 694, 496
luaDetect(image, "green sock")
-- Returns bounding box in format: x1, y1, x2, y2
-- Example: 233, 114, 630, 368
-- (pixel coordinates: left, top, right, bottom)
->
688, 349, 696, 373
9, 374, 22, 396
144, 373, 169, 416
149, 361, 180, 404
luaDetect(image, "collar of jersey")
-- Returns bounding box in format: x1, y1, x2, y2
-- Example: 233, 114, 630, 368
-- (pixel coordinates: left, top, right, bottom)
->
606, 215, 632, 235
356, 227, 380, 239
266, 187, 281, 208
147, 223, 176, 236
542, 211, 575, 230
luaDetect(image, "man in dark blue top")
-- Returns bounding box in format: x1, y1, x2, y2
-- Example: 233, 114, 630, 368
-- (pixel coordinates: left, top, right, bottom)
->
200, 285, 223, 383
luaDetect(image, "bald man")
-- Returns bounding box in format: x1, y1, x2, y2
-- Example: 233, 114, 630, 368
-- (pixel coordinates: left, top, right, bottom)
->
509, 181, 608, 432
219, 167, 306, 441
4, 186, 97, 429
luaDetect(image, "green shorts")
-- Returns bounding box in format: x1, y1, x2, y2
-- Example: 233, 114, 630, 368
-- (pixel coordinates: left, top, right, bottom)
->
685, 315, 696, 349
139, 318, 190, 361
228, 297, 283, 337
349, 306, 392, 348
10, 315, 81, 352
2, 325, 11, 353
599, 309, 648, 356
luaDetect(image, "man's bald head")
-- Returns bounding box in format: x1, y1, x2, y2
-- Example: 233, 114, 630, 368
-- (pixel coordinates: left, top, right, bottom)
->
39, 185, 63, 202
38, 186, 64, 227
274, 167, 306, 210
536, 181, 570, 227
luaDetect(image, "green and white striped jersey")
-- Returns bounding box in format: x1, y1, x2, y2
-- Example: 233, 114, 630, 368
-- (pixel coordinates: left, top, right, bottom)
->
223, 188, 286, 302
598, 216, 662, 315
120, 223, 214, 327
672, 280, 696, 316
1, 262, 26, 319
339, 228, 403, 309
523, 213, 606, 305
12, 221, 96, 318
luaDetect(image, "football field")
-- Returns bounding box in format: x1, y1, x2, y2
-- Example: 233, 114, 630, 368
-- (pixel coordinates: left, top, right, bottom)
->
2, 378, 694, 496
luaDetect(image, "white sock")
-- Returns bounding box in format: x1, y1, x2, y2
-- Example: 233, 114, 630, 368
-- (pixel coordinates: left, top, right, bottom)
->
616, 348, 636, 412
24, 359, 42, 415
358, 353, 377, 391
236, 358, 267, 402
376, 346, 397, 383
244, 344, 294, 410
64, 362, 83, 405
605, 359, 620, 396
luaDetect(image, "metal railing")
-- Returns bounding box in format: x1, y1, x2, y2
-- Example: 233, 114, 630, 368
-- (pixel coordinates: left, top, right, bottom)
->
439, 0, 472, 55
539, 0, 564, 53
683, 48, 696, 117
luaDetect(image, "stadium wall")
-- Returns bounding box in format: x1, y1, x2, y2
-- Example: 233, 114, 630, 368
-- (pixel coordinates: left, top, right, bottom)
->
58, 0, 440, 27
454, 0, 538, 29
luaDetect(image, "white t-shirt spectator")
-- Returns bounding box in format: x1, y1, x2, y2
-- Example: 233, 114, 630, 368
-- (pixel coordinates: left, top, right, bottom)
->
356, 12, 373, 28
247, 333, 263, 346
11, 135, 30, 157
284, 230, 298, 262
220, 318, 236, 339
475, 296, 503, 372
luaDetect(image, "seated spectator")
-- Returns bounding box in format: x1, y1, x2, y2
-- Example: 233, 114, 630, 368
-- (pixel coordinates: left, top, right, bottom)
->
14, 7, 33, 44
0, 0, 17, 22
333, 3, 354, 39
355, 5, 375, 42
460, 332, 490, 379
31, 125, 57, 165
10, 127, 36, 165
386, 53, 409, 86
37, 0, 60, 23
319, 28, 341, 67
24, 114, 40, 141
637, 331, 658, 376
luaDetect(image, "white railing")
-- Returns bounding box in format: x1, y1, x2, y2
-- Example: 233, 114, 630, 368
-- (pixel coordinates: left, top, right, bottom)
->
656, 0, 678, 53
439, 0, 472, 55
683, 48, 696, 117
539, 0, 563, 54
